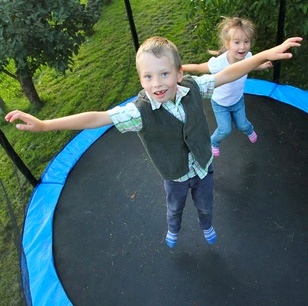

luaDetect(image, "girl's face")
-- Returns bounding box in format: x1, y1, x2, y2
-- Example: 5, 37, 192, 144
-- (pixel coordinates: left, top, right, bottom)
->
225, 28, 251, 64
137, 52, 183, 103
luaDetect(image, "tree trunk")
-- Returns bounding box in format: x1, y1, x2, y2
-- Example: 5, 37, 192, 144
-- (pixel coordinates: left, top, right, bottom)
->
18, 75, 43, 107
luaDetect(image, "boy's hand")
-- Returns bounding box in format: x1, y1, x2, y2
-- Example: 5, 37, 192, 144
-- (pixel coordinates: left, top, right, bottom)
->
266, 37, 302, 61
5, 110, 44, 132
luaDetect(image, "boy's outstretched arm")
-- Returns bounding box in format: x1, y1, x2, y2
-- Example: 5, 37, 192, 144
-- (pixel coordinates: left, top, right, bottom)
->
5, 110, 113, 132
214, 37, 302, 87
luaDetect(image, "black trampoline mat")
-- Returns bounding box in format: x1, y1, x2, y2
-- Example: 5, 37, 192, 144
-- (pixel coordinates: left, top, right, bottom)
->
53, 95, 308, 306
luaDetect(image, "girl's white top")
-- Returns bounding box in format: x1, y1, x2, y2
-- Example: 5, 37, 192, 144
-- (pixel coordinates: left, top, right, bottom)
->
208, 51, 252, 106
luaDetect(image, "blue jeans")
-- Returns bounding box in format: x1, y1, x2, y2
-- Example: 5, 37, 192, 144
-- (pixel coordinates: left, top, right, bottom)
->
163, 164, 214, 233
211, 96, 254, 148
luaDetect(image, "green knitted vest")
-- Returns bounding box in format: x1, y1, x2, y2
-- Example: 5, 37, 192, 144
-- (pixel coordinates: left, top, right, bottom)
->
135, 75, 212, 180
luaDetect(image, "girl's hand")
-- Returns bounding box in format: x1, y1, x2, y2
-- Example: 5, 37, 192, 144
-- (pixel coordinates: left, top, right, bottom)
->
255, 60, 273, 71
262, 60, 273, 69
5, 110, 45, 132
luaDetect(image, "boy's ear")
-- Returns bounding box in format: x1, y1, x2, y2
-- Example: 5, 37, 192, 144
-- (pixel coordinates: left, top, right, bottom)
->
139, 75, 145, 89
177, 67, 184, 83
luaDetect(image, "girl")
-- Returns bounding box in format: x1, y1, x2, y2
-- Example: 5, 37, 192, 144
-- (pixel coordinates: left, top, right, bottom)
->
183, 17, 272, 157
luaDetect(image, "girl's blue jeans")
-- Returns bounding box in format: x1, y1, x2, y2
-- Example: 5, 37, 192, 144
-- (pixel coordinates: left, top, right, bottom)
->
163, 164, 214, 233
211, 96, 254, 148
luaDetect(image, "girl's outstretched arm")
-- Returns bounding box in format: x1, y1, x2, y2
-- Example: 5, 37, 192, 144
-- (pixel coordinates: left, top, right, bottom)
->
182, 62, 210, 74
5, 110, 113, 132
214, 37, 302, 88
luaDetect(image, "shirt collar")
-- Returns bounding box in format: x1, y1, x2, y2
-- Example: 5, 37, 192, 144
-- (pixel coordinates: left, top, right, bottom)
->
146, 84, 190, 110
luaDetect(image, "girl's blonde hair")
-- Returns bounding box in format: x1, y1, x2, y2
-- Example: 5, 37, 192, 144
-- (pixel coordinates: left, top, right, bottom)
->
209, 17, 256, 55
136, 36, 182, 73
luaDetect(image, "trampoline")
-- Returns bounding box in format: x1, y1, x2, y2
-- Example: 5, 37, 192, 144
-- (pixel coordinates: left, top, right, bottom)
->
21, 79, 308, 306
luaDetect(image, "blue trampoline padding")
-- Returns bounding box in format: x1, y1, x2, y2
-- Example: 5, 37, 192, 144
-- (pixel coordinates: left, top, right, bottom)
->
244, 79, 308, 113
21, 80, 307, 305
21, 96, 136, 306
23, 184, 71, 306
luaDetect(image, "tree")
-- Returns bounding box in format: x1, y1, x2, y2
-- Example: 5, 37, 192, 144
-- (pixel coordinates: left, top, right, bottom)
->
0, 0, 103, 107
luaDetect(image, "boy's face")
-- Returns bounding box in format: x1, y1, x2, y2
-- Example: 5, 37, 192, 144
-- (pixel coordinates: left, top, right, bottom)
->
137, 52, 183, 103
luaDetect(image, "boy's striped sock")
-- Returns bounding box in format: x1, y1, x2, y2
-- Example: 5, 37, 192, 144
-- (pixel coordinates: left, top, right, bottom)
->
203, 226, 217, 245
165, 230, 178, 248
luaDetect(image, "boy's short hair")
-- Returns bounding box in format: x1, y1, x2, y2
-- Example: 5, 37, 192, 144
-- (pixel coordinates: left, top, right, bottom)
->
136, 36, 182, 73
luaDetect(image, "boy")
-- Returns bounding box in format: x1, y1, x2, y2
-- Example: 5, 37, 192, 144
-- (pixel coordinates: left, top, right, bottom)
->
5, 36, 302, 248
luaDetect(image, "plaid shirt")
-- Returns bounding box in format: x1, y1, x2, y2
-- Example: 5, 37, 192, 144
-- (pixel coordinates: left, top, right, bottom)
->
108, 74, 215, 181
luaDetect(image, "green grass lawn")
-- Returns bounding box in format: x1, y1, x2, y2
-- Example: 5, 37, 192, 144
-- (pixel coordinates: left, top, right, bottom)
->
0, 0, 306, 304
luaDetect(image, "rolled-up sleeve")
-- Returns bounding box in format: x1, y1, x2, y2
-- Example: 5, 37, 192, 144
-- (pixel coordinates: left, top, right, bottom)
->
107, 102, 142, 133
191, 74, 215, 99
